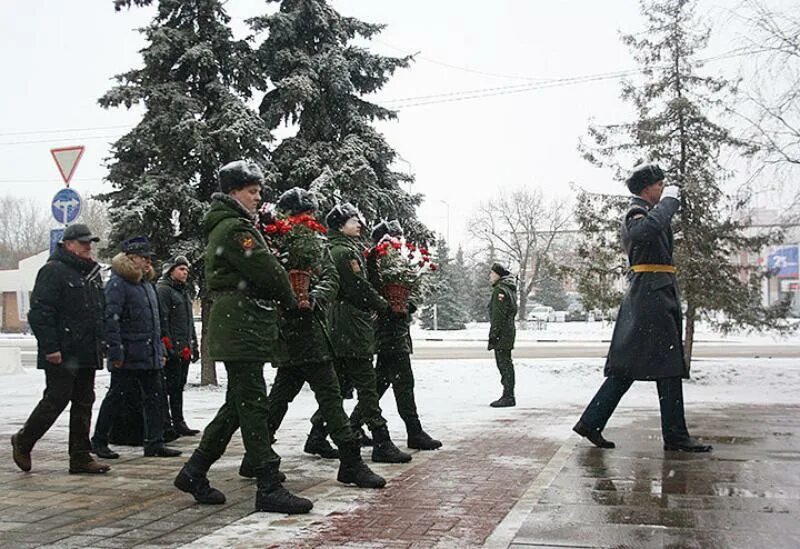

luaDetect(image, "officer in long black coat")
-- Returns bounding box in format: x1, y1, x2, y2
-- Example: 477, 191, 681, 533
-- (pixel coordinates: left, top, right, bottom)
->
573, 163, 712, 453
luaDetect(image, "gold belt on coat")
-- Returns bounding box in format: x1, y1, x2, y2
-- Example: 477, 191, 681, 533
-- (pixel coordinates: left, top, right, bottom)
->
630, 264, 677, 273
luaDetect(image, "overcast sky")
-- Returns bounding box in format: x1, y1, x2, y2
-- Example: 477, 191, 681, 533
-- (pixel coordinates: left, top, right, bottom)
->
0, 0, 783, 249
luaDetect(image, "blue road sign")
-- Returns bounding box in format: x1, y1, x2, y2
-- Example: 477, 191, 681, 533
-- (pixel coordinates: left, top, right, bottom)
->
51, 188, 82, 224
49, 228, 65, 256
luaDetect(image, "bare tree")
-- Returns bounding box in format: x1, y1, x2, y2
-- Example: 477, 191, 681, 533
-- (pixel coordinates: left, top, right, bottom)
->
469, 189, 572, 322
0, 196, 50, 269
733, 0, 800, 215
80, 198, 113, 261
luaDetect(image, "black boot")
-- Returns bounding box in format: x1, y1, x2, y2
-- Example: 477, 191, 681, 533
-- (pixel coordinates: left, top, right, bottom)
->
239, 454, 286, 482
406, 419, 442, 450
371, 425, 412, 464
144, 444, 182, 457
255, 463, 313, 514
490, 395, 516, 408
664, 437, 713, 453
337, 443, 385, 488
90, 442, 119, 460
304, 423, 339, 459
175, 421, 200, 437
573, 420, 615, 449
351, 422, 373, 447
174, 450, 226, 504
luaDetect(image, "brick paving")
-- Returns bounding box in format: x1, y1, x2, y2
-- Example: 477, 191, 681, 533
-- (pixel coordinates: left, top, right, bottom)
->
3, 404, 800, 547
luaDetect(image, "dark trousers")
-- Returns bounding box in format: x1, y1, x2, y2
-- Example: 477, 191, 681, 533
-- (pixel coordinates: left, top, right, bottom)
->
266, 361, 355, 448
494, 349, 515, 397
314, 357, 387, 431
197, 362, 279, 472
579, 376, 691, 443
92, 369, 165, 450
350, 351, 419, 429
163, 357, 190, 425
16, 368, 96, 461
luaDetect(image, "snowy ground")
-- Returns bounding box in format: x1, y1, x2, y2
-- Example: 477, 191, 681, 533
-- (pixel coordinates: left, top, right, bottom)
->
3, 355, 799, 546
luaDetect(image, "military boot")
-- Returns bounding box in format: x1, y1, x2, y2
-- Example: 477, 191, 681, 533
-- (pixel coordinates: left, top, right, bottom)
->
371, 425, 412, 463
11, 434, 31, 472
405, 419, 442, 450
303, 423, 340, 459
573, 420, 615, 449
489, 395, 516, 408
337, 443, 386, 488
238, 454, 286, 482
351, 421, 373, 447
664, 437, 713, 453
174, 450, 226, 505
255, 462, 313, 514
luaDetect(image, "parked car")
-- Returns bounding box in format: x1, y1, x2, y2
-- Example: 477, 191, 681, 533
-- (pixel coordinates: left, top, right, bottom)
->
527, 305, 554, 322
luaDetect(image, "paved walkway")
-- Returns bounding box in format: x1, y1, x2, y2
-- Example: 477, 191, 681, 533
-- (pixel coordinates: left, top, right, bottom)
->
2, 403, 799, 548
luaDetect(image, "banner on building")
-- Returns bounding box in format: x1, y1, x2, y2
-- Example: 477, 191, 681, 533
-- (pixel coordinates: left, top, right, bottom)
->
768, 246, 799, 279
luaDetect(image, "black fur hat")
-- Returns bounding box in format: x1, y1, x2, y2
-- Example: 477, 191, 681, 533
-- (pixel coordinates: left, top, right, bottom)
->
626, 163, 665, 195
371, 219, 404, 243
491, 263, 511, 277
326, 202, 364, 231
218, 160, 264, 193
276, 187, 318, 215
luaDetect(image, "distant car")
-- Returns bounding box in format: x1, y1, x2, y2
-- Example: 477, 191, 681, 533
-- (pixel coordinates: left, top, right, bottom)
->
527, 305, 554, 322
549, 310, 567, 323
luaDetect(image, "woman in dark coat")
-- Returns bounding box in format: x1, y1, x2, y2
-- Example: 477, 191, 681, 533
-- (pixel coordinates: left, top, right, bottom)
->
573, 164, 711, 453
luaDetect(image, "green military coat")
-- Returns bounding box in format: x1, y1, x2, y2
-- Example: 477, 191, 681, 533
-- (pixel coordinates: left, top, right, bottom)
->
327, 232, 388, 358
203, 193, 297, 362
277, 248, 340, 366
488, 276, 518, 351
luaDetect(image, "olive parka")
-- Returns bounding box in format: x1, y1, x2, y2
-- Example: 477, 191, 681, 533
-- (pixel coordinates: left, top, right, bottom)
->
326, 231, 389, 358
488, 275, 518, 351
203, 193, 297, 363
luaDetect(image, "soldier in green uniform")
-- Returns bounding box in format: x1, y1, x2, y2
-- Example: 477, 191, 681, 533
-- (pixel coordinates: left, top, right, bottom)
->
326, 203, 412, 463
488, 263, 518, 408
239, 188, 385, 489
349, 220, 442, 450
174, 160, 313, 515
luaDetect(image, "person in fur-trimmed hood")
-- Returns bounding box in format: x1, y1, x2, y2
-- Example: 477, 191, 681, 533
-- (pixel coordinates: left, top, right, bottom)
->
90, 236, 181, 460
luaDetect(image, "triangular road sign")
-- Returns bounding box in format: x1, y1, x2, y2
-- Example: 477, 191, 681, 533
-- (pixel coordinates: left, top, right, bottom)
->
50, 146, 85, 186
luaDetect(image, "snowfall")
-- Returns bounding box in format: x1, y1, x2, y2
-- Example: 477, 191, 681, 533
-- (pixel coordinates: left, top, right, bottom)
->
1, 320, 799, 545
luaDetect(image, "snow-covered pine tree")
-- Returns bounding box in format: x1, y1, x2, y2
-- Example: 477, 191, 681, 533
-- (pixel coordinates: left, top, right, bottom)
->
467, 248, 495, 322
248, 0, 431, 242
579, 0, 792, 367
420, 238, 469, 330
103, 0, 272, 384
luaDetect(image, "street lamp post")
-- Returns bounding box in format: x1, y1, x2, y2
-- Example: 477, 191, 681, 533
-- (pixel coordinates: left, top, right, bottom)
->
439, 199, 450, 244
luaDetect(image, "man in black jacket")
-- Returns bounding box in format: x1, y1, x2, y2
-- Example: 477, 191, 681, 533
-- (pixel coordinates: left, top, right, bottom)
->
157, 256, 200, 437
11, 224, 110, 474
573, 164, 712, 453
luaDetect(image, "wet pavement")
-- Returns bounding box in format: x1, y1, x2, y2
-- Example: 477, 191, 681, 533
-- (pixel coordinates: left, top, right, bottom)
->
511, 404, 800, 549
1, 403, 799, 547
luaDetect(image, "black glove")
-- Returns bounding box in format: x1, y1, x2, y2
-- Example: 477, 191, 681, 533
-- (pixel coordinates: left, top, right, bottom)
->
191, 346, 200, 363
390, 309, 408, 320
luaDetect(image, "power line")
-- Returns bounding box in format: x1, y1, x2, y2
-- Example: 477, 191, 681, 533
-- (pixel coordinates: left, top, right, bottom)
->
0, 124, 132, 137
0, 46, 771, 143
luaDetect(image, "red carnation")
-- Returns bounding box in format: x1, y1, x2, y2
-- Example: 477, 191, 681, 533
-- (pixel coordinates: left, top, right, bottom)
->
391, 242, 402, 250
363, 249, 370, 257
430, 263, 438, 271
419, 248, 429, 255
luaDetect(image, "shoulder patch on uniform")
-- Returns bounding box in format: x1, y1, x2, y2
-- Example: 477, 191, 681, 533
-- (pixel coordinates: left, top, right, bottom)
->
350, 259, 361, 273
240, 234, 256, 250
497, 293, 505, 301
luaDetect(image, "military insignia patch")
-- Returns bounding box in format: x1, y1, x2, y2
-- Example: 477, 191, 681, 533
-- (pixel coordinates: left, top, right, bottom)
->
240, 235, 256, 250
350, 259, 361, 273
498, 294, 505, 301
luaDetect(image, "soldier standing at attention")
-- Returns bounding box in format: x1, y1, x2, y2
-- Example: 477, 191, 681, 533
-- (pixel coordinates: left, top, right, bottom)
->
326, 203, 412, 463
573, 163, 712, 453
173, 160, 313, 514
488, 263, 518, 408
